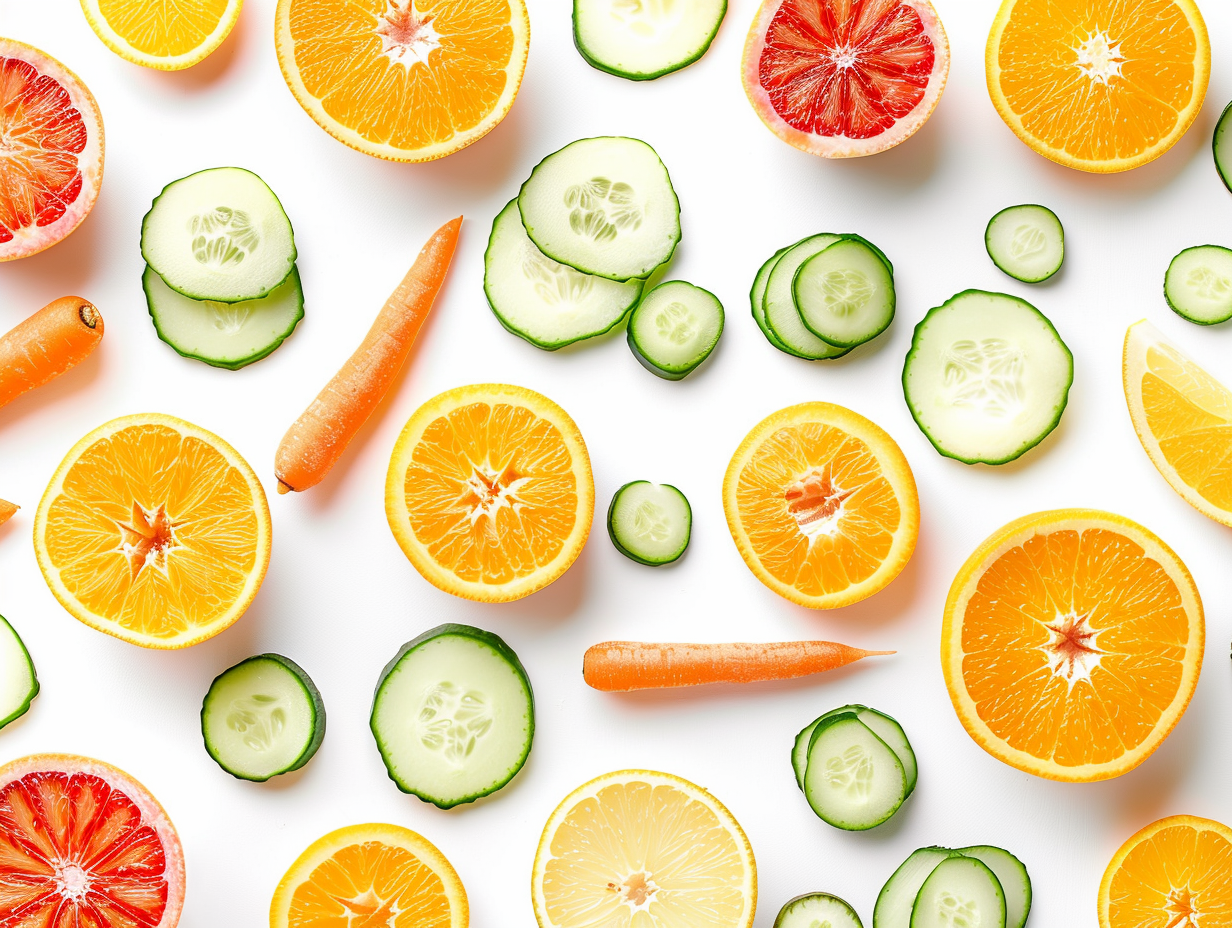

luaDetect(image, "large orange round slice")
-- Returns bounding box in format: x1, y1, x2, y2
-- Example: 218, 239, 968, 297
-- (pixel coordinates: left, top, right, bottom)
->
987, 0, 1209, 173
386, 383, 594, 603
943, 509, 1204, 782
270, 823, 467, 928
722, 402, 918, 609
0, 753, 185, 928
80, 0, 243, 70
274, 0, 530, 162
34, 413, 271, 649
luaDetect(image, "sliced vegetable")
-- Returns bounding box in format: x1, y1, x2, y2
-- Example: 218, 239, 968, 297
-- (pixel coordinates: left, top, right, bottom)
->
985, 205, 1064, 283
793, 705, 916, 794
1164, 245, 1232, 324
0, 297, 103, 410
763, 234, 848, 359
803, 713, 907, 830
794, 237, 895, 347
791, 708, 845, 790
873, 847, 957, 928
956, 846, 1031, 928
607, 481, 691, 565
751, 245, 799, 355
0, 617, 38, 731
0, 499, 17, 526
574, 0, 727, 80
627, 280, 723, 379
910, 856, 1006, 928
1215, 100, 1232, 193
775, 892, 863, 928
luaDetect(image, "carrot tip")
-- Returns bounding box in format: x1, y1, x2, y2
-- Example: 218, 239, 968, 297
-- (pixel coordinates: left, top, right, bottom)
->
276, 480, 293, 495
863, 649, 896, 656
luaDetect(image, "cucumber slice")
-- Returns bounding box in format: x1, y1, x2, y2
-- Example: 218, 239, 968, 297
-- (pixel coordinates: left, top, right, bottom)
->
874, 847, 956, 928
902, 289, 1073, 465
485, 199, 643, 349
763, 234, 850, 359
775, 892, 863, 928
985, 205, 1064, 283
143, 263, 304, 369
518, 137, 681, 281
956, 847, 1031, 928
0, 616, 38, 731
1214, 100, 1232, 193
796, 706, 916, 795
794, 238, 896, 348
627, 280, 723, 379
201, 654, 325, 782
792, 706, 854, 790
752, 246, 802, 355
573, 0, 727, 81
371, 623, 534, 809
607, 481, 691, 565
141, 167, 297, 302
803, 715, 907, 830
910, 857, 1006, 928
1164, 245, 1232, 324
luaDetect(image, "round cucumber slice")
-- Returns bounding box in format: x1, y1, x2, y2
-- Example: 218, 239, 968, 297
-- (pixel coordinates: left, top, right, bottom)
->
752, 245, 801, 355
763, 234, 850, 359
573, 0, 727, 81
775, 892, 863, 928
956, 846, 1031, 928
627, 280, 723, 379
201, 653, 325, 782
1164, 245, 1232, 324
792, 705, 862, 790
141, 167, 297, 303
607, 481, 691, 565
0, 616, 38, 731
874, 847, 956, 928
985, 204, 1064, 283
518, 137, 681, 281
1214, 100, 1232, 193
803, 714, 907, 831
910, 856, 1006, 928
794, 237, 896, 348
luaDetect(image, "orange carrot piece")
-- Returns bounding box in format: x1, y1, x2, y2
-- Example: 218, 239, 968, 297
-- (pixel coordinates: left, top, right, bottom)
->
0, 499, 17, 526
0, 297, 103, 409
583, 640, 893, 691
275, 217, 462, 494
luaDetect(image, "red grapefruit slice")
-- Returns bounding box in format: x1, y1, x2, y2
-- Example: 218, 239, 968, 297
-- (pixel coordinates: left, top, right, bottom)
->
0, 754, 185, 927
742, 0, 949, 158
0, 39, 105, 262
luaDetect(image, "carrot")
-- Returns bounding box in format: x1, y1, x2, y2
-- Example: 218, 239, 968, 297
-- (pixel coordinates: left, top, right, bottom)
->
0, 499, 17, 526
582, 640, 893, 691
0, 297, 103, 410
275, 217, 462, 494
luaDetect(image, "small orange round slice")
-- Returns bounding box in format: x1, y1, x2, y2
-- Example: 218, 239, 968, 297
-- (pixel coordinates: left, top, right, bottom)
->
943, 509, 1204, 782
722, 402, 919, 609
80, 0, 243, 70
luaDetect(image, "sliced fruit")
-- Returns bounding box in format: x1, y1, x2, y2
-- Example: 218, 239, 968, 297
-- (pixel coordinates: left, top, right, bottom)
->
0, 39, 104, 262
0, 616, 39, 730
986, 0, 1209, 173
34, 413, 272, 649
270, 822, 467, 928
742, 0, 950, 158
942, 509, 1204, 781
532, 769, 756, 928
0, 753, 185, 928
1163, 246, 1232, 325
385, 383, 594, 603
574, 0, 727, 80
274, 0, 530, 162
723, 401, 919, 609
80, 0, 243, 70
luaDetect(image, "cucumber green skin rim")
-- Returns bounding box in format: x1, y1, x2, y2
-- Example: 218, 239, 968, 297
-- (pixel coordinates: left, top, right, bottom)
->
140, 166, 298, 303
762, 234, 854, 360
1164, 244, 1232, 324
910, 857, 1006, 928
627, 281, 724, 379
792, 704, 865, 790
956, 845, 1032, 928
0, 616, 39, 732
200, 653, 326, 782
793, 238, 896, 348
874, 847, 961, 927
984, 204, 1064, 283
370, 623, 535, 809
805, 708, 916, 796
774, 892, 864, 928
803, 713, 907, 831
1214, 100, 1232, 194
751, 246, 803, 356
901, 288, 1074, 465
572, 0, 727, 81
606, 481, 692, 565
144, 264, 306, 370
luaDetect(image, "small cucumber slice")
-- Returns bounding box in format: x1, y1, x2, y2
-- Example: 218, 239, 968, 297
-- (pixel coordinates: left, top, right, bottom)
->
607, 481, 691, 565
910, 856, 1006, 928
144, 263, 304, 369
1214, 100, 1232, 193
803, 715, 907, 830
874, 847, 956, 928
985, 205, 1064, 283
794, 238, 896, 348
1164, 245, 1232, 324
574, 0, 727, 80
775, 892, 863, 928
763, 234, 849, 359
201, 654, 325, 782
141, 167, 297, 302
956, 846, 1031, 928
518, 137, 681, 281
628, 280, 723, 379
752, 246, 803, 355
0, 617, 38, 731
792, 706, 858, 790
854, 708, 917, 795
371, 623, 534, 809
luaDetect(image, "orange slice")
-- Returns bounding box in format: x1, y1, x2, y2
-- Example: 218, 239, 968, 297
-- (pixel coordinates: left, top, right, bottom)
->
943, 509, 1204, 782
722, 402, 919, 609
386, 383, 594, 603
270, 823, 467, 928
34, 413, 271, 649
986, 0, 1209, 172
532, 770, 756, 928
79, 0, 243, 70
274, 0, 530, 162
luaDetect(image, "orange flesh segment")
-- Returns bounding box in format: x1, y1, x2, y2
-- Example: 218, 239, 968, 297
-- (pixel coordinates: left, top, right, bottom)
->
1108, 824, 1232, 927
95, 0, 232, 57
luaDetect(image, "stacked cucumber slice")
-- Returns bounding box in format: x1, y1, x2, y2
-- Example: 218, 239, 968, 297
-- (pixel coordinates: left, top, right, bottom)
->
141, 167, 304, 369
0, 616, 38, 731
573, 0, 727, 81
875, 845, 1032, 928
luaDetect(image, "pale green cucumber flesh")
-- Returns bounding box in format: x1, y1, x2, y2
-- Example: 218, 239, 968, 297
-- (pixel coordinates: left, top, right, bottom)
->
574, 0, 727, 80
792, 705, 861, 790
628, 280, 723, 378
794, 238, 895, 348
607, 481, 691, 565
874, 848, 957, 928
0, 617, 38, 731
1164, 245, 1232, 324
956, 846, 1031, 928
775, 892, 863, 928
854, 708, 917, 795
803, 715, 907, 830
910, 857, 1006, 928
763, 234, 849, 359
985, 205, 1064, 283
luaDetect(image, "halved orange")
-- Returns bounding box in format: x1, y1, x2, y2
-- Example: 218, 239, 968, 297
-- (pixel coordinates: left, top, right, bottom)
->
270, 823, 467, 928
274, 0, 530, 162
386, 383, 594, 603
722, 402, 918, 609
943, 509, 1204, 782
34, 413, 271, 649
1100, 815, 1232, 928
987, 0, 1209, 172
80, 0, 243, 70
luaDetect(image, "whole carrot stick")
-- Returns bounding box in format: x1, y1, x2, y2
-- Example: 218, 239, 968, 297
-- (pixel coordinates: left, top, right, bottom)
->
0, 297, 103, 409
583, 640, 894, 691
0, 499, 17, 526
275, 217, 462, 494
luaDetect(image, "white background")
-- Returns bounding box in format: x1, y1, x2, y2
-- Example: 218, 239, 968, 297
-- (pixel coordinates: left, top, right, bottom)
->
2, 0, 1231, 924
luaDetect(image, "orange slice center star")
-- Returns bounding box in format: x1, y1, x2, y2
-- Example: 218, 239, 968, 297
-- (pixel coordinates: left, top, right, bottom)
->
116, 501, 183, 582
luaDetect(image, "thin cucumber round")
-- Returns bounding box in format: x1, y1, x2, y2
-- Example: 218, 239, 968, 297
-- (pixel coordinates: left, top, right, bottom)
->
628, 280, 723, 379
874, 847, 956, 928
607, 481, 691, 565
775, 893, 863, 928
144, 263, 304, 369
485, 198, 643, 349
985, 205, 1064, 283
0, 616, 38, 731
803, 714, 907, 830
792, 706, 852, 790
764, 234, 849, 359
574, 0, 726, 80
141, 167, 297, 302
518, 137, 681, 281
956, 847, 1031, 928
796, 705, 916, 795
1214, 100, 1232, 193
794, 238, 895, 348
902, 289, 1073, 465
370, 623, 534, 809
910, 856, 1006, 928
1164, 245, 1232, 324
752, 246, 802, 355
